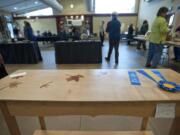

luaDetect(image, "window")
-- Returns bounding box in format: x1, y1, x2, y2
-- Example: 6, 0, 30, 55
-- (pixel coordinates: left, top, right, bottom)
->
95, 0, 136, 14
23, 7, 53, 16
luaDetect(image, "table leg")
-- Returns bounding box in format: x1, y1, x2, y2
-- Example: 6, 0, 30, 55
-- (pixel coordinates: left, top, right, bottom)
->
141, 117, 149, 130
0, 102, 21, 135
38, 116, 46, 130
169, 117, 180, 135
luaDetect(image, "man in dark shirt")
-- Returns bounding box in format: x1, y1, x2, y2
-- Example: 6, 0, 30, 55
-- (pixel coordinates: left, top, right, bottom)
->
105, 12, 121, 64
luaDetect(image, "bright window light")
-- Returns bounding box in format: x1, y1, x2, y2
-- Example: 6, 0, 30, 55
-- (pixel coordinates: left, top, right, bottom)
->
24, 7, 53, 16
95, 0, 136, 14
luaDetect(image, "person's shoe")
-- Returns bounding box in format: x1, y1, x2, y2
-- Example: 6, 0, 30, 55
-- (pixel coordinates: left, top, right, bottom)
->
105, 57, 110, 62
145, 64, 151, 67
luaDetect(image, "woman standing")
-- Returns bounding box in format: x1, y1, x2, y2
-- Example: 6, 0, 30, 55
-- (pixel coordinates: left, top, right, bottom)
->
99, 21, 105, 46
146, 7, 169, 68
23, 21, 35, 41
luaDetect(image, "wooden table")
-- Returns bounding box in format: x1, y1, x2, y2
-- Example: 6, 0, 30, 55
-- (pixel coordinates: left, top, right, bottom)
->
0, 69, 180, 135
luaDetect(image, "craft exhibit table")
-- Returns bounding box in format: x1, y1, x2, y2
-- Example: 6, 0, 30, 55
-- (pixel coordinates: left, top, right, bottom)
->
0, 69, 180, 135
36, 36, 61, 42
0, 42, 42, 64
54, 41, 102, 64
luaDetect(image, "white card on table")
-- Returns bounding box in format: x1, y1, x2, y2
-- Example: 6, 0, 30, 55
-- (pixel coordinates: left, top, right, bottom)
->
9, 72, 27, 78
155, 103, 176, 118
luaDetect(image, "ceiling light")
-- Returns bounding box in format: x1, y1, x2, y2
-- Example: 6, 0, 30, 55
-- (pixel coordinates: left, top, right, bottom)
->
34, 1, 38, 4
70, 4, 74, 8
14, 7, 17, 10
26, 15, 30, 19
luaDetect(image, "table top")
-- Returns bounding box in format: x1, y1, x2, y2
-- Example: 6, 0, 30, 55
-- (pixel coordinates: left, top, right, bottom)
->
133, 36, 146, 41
0, 69, 180, 102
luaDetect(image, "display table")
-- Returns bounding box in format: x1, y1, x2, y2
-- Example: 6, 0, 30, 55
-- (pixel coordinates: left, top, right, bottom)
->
0, 69, 179, 135
0, 42, 42, 64
54, 41, 102, 64
36, 36, 61, 42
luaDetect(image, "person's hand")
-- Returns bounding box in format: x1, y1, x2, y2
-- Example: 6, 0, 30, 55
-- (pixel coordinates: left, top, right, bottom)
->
0, 54, 4, 64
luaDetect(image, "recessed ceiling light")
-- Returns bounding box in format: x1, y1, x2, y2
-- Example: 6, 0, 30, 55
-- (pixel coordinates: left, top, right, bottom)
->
70, 4, 74, 8
26, 15, 30, 18
14, 7, 17, 10
34, 1, 38, 4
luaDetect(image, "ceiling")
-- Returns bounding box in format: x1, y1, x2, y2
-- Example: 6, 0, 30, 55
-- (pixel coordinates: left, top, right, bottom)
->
0, 0, 48, 15
0, 0, 94, 15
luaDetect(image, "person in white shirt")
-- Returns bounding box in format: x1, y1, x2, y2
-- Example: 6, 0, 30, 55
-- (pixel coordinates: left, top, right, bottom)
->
99, 21, 105, 46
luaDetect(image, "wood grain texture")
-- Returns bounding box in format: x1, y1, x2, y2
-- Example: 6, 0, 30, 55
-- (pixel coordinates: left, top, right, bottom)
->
0, 69, 180, 102
38, 116, 46, 130
6, 101, 157, 116
0, 102, 21, 135
33, 131, 154, 135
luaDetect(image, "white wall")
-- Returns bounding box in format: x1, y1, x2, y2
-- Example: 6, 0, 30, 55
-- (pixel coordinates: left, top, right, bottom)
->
15, 18, 57, 36
138, 0, 171, 29
172, 0, 180, 29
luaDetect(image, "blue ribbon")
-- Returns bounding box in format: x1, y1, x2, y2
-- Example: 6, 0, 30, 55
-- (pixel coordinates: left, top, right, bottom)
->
128, 71, 141, 85
137, 70, 180, 92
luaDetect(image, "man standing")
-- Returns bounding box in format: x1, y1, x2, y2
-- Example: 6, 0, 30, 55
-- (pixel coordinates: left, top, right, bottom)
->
105, 12, 121, 64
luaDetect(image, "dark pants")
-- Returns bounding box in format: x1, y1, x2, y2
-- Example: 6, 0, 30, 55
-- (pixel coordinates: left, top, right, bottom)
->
127, 34, 133, 45
174, 47, 180, 61
107, 39, 120, 62
137, 41, 146, 50
0, 64, 8, 79
99, 32, 104, 45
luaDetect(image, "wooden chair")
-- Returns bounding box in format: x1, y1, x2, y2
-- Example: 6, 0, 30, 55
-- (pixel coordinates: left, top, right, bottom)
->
33, 130, 154, 135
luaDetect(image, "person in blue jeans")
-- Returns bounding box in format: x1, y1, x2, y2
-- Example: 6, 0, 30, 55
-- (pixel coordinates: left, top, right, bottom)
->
146, 7, 169, 68
173, 26, 180, 62
105, 12, 121, 64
